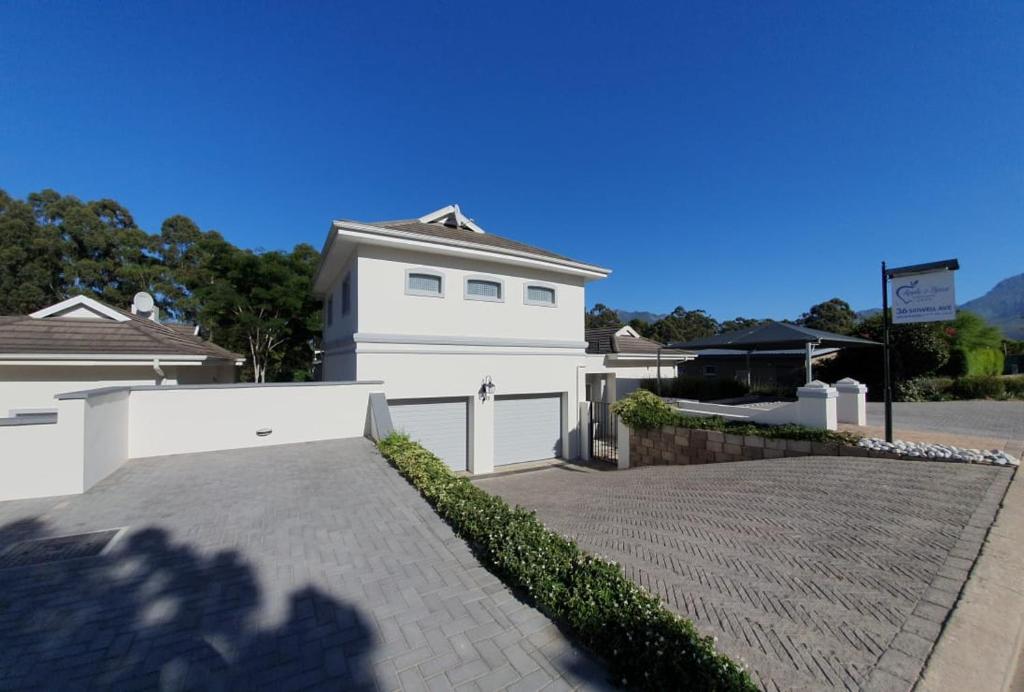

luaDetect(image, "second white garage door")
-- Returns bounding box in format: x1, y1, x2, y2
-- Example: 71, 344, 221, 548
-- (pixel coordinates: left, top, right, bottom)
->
494, 394, 562, 466
388, 398, 468, 472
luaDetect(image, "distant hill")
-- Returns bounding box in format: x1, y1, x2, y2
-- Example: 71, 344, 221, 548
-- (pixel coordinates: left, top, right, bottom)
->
961, 273, 1024, 340
615, 309, 667, 324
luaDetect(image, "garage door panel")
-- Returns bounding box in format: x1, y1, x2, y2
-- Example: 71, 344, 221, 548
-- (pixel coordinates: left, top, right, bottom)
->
494, 394, 561, 466
388, 398, 467, 471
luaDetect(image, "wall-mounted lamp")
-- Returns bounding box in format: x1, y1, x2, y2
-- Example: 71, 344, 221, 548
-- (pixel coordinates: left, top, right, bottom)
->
479, 376, 496, 401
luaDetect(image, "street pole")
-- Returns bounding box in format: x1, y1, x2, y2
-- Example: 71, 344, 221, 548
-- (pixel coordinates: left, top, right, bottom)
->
882, 261, 893, 442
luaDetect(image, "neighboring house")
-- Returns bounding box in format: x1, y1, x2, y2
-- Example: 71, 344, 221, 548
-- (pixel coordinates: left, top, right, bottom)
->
0, 294, 243, 415
312, 204, 611, 475
584, 325, 695, 401
677, 348, 839, 388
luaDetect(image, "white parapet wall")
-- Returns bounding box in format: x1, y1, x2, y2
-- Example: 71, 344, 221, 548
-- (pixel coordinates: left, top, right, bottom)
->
0, 381, 384, 502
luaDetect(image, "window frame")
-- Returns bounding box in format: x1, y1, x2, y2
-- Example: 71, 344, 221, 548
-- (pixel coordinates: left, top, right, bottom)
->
341, 273, 352, 316
523, 282, 558, 308
463, 275, 505, 303
326, 295, 334, 327
703, 365, 718, 377
404, 268, 446, 298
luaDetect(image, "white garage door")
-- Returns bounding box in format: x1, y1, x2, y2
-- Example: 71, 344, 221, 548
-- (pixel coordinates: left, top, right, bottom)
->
494, 394, 562, 466
389, 398, 468, 471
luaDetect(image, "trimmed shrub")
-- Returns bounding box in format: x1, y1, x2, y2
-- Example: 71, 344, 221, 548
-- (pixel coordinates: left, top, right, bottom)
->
895, 376, 954, 402
612, 390, 860, 445
950, 375, 1005, 400
1004, 375, 1024, 399
377, 434, 756, 691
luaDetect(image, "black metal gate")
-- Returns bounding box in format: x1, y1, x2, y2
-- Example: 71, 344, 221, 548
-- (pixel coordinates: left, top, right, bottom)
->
589, 401, 618, 463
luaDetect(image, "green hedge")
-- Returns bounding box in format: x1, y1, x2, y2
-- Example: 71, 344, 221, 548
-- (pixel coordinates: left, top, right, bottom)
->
377, 433, 756, 692
613, 390, 860, 445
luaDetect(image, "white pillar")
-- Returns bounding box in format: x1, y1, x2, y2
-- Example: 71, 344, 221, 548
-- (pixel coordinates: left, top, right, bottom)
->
835, 377, 868, 426
795, 380, 838, 430
468, 394, 494, 475
616, 418, 630, 469
579, 401, 591, 461
605, 373, 617, 403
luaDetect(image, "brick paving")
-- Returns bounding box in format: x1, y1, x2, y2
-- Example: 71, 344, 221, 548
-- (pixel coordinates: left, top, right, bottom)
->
476, 457, 1013, 691
0, 438, 610, 691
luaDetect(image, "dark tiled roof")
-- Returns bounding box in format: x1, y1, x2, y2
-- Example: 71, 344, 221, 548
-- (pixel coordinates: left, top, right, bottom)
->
585, 327, 692, 356
361, 220, 596, 268
0, 313, 242, 360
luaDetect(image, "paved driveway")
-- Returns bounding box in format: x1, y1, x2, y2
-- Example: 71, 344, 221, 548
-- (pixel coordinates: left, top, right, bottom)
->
0, 439, 608, 691
477, 458, 1012, 691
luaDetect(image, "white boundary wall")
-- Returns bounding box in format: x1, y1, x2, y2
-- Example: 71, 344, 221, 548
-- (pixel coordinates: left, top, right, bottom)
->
0, 381, 383, 502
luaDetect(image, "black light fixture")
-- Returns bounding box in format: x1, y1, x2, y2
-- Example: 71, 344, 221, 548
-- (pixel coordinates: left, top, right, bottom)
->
479, 376, 496, 401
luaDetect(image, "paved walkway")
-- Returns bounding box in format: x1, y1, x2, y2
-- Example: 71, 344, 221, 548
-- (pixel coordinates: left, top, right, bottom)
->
0, 439, 609, 691
919, 470, 1024, 692
476, 457, 1012, 691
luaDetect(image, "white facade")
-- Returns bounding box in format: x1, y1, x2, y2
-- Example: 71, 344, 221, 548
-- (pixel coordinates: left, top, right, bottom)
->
314, 206, 609, 474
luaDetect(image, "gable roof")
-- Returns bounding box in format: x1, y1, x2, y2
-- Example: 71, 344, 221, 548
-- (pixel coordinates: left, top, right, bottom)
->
585, 326, 694, 358
314, 205, 611, 293
0, 296, 243, 362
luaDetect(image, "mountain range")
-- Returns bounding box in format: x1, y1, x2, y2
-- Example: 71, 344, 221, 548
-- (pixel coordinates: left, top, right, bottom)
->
610, 272, 1024, 339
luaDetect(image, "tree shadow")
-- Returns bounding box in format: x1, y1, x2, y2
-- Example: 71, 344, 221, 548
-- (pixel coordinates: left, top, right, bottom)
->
0, 522, 377, 690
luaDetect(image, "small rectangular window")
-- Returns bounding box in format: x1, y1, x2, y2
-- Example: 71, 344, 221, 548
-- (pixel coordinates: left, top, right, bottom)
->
406, 272, 443, 296
525, 285, 556, 306
703, 365, 718, 377
341, 274, 351, 315
466, 278, 502, 302
326, 296, 333, 327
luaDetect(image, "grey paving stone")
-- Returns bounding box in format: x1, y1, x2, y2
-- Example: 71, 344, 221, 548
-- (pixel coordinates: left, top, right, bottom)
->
0, 438, 607, 690
477, 455, 1010, 691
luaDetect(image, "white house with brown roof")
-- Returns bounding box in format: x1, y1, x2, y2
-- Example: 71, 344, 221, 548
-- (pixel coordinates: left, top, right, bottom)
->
313, 204, 611, 474
584, 325, 695, 401
0, 294, 242, 415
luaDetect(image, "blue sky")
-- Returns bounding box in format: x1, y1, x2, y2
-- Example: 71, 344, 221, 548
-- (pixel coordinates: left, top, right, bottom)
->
1, 1, 1020, 320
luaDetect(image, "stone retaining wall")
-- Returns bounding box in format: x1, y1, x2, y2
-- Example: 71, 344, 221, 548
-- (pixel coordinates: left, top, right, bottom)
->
629, 425, 887, 467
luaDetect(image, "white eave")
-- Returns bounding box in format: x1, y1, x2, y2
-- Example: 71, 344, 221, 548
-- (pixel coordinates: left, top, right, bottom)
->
29, 295, 130, 322
313, 219, 611, 295
0, 353, 243, 366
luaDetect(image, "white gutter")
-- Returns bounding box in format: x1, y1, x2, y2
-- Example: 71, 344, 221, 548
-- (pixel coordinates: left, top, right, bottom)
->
152, 358, 166, 380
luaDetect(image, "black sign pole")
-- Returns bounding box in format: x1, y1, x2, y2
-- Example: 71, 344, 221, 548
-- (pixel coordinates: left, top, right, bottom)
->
881, 261, 893, 443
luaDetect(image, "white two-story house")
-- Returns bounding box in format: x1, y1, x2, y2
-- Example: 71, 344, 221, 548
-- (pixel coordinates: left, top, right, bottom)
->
312, 205, 610, 475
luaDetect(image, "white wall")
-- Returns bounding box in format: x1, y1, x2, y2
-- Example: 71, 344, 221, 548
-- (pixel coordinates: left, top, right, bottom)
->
354, 245, 585, 342
129, 382, 381, 459
82, 390, 130, 489
0, 398, 85, 501
0, 362, 236, 415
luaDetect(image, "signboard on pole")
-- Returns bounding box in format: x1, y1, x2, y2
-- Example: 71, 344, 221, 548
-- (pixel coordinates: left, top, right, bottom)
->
890, 270, 957, 324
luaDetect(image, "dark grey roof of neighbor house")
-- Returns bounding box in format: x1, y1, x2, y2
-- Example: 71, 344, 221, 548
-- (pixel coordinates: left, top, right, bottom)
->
671, 321, 880, 351
361, 219, 603, 269
689, 347, 840, 359
585, 327, 693, 357
0, 312, 242, 360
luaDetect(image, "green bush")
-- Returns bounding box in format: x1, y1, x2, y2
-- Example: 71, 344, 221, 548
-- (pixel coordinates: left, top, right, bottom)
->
1004, 376, 1024, 399
377, 434, 756, 691
950, 375, 1005, 400
963, 347, 1005, 377
611, 389, 677, 429
895, 376, 954, 402
640, 376, 749, 401
612, 390, 860, 445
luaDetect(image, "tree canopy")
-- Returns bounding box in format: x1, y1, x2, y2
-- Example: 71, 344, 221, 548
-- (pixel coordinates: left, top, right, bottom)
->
0, 188, 321, 382
799, 298, 857, 335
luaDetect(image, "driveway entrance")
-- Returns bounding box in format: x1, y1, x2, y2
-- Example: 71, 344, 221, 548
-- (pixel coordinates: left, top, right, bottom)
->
0, 438, 608, 690
477, 456, 1011, 691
